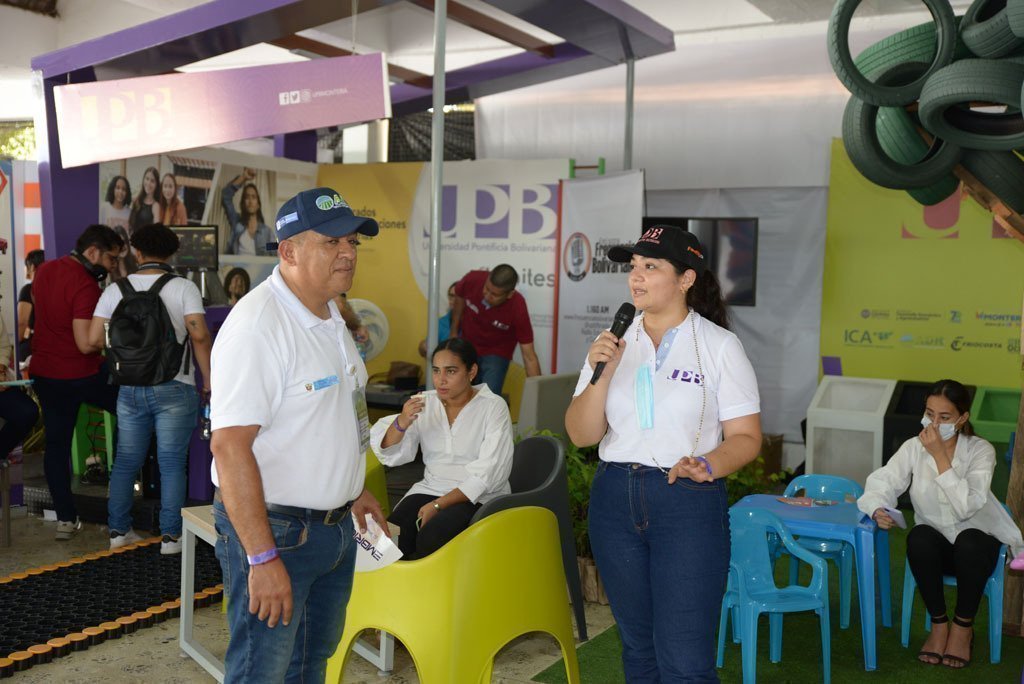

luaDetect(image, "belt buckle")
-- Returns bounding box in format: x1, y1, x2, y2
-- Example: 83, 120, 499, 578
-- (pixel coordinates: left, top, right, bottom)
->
324, 504, 349, 526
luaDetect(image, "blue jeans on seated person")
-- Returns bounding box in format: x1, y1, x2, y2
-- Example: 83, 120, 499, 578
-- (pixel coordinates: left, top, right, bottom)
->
107, 380, 198, 537
589, 461, 730, 683
477, 354, 510, 396
214, 502, 357, 683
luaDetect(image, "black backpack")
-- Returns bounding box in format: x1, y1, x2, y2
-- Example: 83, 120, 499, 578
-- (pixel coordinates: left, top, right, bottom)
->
106, 273, 190, 386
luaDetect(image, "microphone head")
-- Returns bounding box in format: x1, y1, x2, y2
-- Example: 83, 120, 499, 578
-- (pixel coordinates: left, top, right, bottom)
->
614, 302, 636, 322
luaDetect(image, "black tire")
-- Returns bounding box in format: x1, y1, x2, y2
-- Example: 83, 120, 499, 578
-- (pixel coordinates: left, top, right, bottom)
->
830, 0, 957, 105
855, 18, 970, 78
959, 148, 1024, 212
918, 58, 1024, 150
874, 105, 961, 205
907, 177, 961, 206
842, 63, 962, 189
962, 0, 1024, 57
1006, 0, 1024, 37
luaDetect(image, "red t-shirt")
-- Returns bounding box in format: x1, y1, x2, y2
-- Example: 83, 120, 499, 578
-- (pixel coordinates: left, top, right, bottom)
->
30, 256, 104, 379
455, 270, 534, 360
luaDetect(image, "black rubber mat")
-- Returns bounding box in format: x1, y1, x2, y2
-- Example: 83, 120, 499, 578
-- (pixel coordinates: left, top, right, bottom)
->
0, 539, 222, 675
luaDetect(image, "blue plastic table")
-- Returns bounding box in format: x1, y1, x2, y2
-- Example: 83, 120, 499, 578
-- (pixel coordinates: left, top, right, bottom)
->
732, 494, 891, 671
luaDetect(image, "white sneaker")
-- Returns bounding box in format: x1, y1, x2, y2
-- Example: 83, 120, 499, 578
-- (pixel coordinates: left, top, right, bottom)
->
161, 535, 182, 555
109, 529, 144, 549
55, 518, 82, 541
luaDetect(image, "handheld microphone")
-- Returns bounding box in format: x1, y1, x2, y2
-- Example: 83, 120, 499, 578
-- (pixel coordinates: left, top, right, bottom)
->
590, 302, 636, 385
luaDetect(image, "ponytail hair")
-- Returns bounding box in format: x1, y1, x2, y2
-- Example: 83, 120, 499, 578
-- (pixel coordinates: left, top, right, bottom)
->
671, 263, 730, 330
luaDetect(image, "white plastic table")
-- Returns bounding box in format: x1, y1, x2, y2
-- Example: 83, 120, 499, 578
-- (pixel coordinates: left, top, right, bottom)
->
180, 505, 225, 682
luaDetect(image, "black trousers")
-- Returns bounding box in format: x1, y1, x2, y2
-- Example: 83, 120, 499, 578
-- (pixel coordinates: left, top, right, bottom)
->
906, 523, 1003, 620
33, 370, 118, 522
388, 493, 480, 560
0, 388, 37, 460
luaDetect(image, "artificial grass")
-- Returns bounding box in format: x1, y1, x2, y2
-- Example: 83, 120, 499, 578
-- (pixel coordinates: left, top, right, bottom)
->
534, 510, 1024, 683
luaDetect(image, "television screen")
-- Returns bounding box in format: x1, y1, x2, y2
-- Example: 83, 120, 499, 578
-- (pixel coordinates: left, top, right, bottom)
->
169, 225, 219, 271
641, 217, 758, 307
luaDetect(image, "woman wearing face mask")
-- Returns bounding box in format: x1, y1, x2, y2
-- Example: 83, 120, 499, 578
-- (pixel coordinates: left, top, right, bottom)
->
859, 379, 1023, 669
370, 338, 513, 560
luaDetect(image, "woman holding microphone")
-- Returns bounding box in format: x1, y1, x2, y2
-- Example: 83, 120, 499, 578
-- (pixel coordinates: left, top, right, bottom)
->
566, 225, 761, 683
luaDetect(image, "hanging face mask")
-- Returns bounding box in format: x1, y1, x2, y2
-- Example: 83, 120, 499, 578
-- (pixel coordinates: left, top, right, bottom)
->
634, 365, 655, 430
921, 415, 957, 441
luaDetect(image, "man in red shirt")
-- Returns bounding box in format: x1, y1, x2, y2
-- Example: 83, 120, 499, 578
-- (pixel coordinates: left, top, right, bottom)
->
450, 264, 541, 396
31, 225, 124, 540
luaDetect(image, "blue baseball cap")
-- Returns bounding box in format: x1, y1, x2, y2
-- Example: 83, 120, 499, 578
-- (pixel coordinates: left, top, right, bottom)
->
274, 187, 379, 241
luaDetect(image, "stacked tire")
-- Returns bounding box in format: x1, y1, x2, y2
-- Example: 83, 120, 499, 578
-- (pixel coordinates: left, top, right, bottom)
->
830, 0, 1024, 211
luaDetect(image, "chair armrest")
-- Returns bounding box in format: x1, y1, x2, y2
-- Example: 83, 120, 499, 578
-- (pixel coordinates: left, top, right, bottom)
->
774, 522, 828, 590
470, 490, 549, 526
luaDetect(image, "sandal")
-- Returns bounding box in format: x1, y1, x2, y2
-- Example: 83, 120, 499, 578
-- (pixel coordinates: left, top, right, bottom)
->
917, 614, 947, 665
942, 616, 974, 669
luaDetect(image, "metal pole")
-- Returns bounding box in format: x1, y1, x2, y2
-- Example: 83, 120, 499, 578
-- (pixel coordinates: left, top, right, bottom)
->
426, 0, 447, 390
624, 58, 635, 170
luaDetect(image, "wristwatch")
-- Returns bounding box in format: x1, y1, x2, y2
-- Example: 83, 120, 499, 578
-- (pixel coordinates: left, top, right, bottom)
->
433, 501, 441, 511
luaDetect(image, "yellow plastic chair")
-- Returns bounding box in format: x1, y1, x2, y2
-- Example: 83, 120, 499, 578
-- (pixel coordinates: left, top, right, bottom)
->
501, 361, 526, 423
325, 506, 580, 683
364, 449, 390, 518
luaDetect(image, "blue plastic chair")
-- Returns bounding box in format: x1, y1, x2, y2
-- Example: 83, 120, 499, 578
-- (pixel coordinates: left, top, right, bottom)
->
900, 537, 1008, 663
718, 507, 831, 684
773, 474, 863, 629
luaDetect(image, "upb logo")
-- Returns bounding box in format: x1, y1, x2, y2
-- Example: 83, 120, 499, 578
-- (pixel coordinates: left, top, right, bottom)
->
435, 183, 558, 240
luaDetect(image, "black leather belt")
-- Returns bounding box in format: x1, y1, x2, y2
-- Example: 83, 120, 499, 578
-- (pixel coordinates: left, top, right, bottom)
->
214, 490, 354, 525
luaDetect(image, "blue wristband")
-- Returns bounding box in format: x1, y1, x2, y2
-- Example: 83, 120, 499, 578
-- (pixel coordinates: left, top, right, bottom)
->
393, 419, 407, 433
695, 456, 713, 476
247, 547, 279, 566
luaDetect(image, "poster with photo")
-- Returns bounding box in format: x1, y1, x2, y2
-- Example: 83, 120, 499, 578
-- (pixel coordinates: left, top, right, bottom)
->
99, 148, 317, 301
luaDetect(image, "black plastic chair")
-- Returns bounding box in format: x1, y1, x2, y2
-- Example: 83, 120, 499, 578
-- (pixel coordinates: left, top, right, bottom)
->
470, 435, 588, 641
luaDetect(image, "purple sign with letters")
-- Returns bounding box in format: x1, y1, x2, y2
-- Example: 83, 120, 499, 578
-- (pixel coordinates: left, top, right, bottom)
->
54, 53, 391, 168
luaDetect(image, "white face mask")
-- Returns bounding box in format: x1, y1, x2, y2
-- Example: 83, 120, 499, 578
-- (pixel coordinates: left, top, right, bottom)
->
921, 415, 957, 441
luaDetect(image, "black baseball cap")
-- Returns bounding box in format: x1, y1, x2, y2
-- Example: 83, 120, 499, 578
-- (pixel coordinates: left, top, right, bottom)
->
275, 187, 379, 241
607, 224, 707, 273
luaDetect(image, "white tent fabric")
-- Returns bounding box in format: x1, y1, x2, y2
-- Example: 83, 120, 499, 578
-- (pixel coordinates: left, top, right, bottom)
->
476, 21, 912, 190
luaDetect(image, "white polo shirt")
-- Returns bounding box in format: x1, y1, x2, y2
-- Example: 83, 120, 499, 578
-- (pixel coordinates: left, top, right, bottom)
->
574, 311, 760, 468
210, 265, 367, 509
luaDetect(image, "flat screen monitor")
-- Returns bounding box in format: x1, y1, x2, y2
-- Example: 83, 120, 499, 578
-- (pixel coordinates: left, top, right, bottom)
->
642, 217, 758, 307
169, 225, 218, 271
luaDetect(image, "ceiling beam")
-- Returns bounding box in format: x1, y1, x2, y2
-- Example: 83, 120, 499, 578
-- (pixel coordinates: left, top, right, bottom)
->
268, 34, 430, 84
407, 0, 554, 58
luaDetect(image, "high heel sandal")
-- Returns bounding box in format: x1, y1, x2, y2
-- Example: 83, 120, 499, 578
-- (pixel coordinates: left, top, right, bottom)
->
942, 616, 974, 669
917, 614, 947, 665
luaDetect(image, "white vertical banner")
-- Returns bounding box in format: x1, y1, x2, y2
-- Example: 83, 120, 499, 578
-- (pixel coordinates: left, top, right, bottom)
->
555, 170, 644, 373
408, 159, 567, 370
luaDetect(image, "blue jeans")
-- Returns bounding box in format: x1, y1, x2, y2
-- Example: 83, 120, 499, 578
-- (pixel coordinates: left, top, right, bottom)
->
589, 461, 730, 683
108, 381, 198, 537
214, 502, 357, 683
477, 354, 510, 396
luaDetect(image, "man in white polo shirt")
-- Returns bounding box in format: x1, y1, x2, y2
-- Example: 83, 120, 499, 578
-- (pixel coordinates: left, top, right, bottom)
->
210, 187, 388, 683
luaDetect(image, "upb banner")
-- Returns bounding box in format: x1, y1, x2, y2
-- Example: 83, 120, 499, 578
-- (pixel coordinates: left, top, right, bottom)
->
821, 139, 1024, 388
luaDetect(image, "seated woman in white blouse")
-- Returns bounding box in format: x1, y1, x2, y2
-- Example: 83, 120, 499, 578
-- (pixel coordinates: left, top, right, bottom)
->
370, 338, 513, 559
858, 379, 1023, 669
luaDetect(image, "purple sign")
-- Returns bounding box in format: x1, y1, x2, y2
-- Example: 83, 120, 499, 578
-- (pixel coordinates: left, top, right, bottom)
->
54, 53, 391, 168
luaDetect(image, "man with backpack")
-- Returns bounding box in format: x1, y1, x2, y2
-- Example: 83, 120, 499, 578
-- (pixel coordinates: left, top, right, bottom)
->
31, 225, 124, 540
89, 223, 212, 554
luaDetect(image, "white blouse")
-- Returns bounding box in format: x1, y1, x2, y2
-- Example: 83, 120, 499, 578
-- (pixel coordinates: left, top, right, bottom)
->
370, 384, 513, 505
858, 434, 1023, 556
573, 311, 760, 468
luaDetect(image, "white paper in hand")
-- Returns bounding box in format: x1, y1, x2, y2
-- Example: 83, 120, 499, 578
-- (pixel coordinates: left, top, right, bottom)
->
353, 512, 403, 572
882, 506, 907, 529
